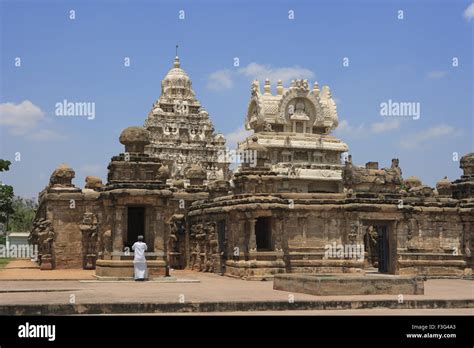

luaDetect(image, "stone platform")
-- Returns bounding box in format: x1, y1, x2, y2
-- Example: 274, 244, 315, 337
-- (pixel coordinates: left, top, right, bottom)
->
273, 274, 424, 296
90, 276, 200, 283
95, 259, 166, 279
0, 269, 471, 315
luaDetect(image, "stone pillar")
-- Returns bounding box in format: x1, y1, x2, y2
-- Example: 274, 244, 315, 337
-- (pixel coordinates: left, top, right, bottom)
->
112, 206, 125, 254
248, 218, 257, 260
154, 210, 164, 252
237, 218, 247, 261
145, 206, 153, 252
299, 216, 308, 247
185, 217, 191, 269
274, 216, 284, 260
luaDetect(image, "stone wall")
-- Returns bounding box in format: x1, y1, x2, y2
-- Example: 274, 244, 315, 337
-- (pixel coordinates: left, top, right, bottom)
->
188, 193, 472, 279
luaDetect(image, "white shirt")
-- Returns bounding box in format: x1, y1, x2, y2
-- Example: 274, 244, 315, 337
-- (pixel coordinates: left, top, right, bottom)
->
132, 241, 147, 262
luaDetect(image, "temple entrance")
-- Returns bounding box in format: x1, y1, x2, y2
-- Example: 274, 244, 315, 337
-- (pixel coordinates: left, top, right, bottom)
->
127, 207, 145, 249
363, 224, 392, 274
376, 226, 389, 273
255, 217, 272, 251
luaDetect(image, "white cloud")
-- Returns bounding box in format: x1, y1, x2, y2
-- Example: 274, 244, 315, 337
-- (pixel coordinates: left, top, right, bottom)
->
0, 100, 65, 141
207, 69, 233, 90
30, 129, 67, 141
427, 70, 447, 79
224, 126, 252, 149
371, 119, 400, 133
0, 100, 45, 135
400, 124, 462, 149
207, 62, 315, 92
463, 3, 474, 21
239, 62, 314, 84
336, 118, 403, 137
335, 119, 366, 138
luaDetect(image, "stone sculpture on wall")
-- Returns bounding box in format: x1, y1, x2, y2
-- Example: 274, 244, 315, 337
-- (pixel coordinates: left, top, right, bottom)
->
167, 214, 185, 269
189, 222, 219, 273
364, 226, 378, 267
79, 212, 99, 269
348, 223, 359, 243
30, 218, 56, 270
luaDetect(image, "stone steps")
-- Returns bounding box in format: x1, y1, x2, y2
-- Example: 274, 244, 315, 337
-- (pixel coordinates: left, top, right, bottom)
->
1, 298, 472, 315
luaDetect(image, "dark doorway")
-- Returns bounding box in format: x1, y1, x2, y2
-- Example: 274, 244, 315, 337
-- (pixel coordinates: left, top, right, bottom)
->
127, 207, 145, 248
255, 217, 272, 251
364, 226, 378, 268
376, 226, 389, 273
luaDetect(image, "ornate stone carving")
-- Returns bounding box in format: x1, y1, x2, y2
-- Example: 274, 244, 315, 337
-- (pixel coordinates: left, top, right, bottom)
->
343, 157, 403, 194
168, 215, 184, 253
348, 223, 358, 243
144, 56, 228, 180
85, 176, 103, 190
188, 221, 219, 273
263, 121, 272, 132
174, 100, 189, 115
31, 218, 55, 270
49, 164, 75, 188
79, 212, 99, 269
251, 80, 260, 96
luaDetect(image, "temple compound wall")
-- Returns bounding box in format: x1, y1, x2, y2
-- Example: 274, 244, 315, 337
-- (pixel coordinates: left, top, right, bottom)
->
29, 57, 473, 280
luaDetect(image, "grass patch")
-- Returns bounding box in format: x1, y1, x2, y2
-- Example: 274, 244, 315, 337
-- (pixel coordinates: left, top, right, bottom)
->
0, 258, 11, 268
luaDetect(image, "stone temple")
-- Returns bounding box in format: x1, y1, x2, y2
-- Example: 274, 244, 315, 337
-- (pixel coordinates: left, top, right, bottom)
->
29, 55, 473, 280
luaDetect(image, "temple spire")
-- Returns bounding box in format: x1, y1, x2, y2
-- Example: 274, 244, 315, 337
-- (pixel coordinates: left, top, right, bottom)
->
174, 45, 180, 68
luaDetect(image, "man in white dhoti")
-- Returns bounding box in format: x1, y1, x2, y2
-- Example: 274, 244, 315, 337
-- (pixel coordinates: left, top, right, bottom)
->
132, 235, 148, 281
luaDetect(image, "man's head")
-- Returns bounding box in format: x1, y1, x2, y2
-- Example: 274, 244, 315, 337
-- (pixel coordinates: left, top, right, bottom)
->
137, 235, 144, 242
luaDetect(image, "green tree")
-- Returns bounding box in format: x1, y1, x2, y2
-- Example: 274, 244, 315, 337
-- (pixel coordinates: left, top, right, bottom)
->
8, 196, 38, 232
0, 160, 14, 232
0, 160, 11, 172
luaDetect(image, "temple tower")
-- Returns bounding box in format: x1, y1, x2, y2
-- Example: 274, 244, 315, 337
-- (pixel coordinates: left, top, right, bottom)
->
239, 78, 349, 193
144, 55, 228, 181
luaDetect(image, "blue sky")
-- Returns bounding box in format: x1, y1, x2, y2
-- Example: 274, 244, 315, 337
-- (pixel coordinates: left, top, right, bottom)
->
0, 0, 473, 199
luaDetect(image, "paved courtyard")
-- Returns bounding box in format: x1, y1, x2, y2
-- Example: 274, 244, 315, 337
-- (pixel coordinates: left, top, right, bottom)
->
0, 260, 472, 315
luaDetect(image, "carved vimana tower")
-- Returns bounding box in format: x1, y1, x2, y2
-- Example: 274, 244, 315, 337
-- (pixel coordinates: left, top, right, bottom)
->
239, 78, 349, 193
144, 54, 229, 181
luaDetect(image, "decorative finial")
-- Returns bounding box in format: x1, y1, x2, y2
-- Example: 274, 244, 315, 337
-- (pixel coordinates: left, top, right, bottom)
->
313, 81, 320, 94
264, 78, 271, 94
173, 45, 180, 68
277, 80, 283, 95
